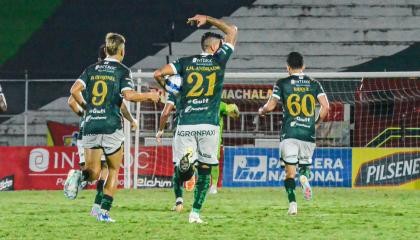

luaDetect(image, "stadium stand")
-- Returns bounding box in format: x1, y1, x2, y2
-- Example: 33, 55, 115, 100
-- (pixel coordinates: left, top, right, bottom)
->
133, 0, 420, 72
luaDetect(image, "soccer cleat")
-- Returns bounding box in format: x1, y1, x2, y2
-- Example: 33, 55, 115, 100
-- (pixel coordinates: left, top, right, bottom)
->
179, 147, 193, 173
171, 197, 184, 212
288, 202, 297, 216
97, 210, 116, 223
90, 204, 101, 217
208, 185, 218, 194
189, 211, 204, 224
64, 169, 83, 200
299, 175, 312, 201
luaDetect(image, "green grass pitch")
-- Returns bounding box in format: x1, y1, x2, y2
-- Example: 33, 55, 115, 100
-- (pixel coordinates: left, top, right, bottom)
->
0, 188, 418, 239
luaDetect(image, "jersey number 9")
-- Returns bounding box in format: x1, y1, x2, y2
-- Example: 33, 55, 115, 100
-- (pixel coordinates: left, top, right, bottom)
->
92, 80, 108, 106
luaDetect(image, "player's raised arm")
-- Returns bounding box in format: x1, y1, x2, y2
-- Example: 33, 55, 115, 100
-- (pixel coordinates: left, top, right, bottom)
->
187, 14, 238, 46
316, 94, 330, 129
67, 95, 84, 117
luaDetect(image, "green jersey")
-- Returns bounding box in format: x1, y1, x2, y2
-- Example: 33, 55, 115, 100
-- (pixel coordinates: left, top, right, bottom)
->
170, 43, 234, 126
77, 58, 134, 135
272, 74, 326, 143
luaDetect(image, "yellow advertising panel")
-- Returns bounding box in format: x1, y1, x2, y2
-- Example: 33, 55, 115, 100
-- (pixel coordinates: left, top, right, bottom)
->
352, 148, 420, 189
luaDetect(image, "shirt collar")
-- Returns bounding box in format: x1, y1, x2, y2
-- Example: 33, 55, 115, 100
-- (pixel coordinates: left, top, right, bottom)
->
291, 72, 304, 76
104, 57, 120, 62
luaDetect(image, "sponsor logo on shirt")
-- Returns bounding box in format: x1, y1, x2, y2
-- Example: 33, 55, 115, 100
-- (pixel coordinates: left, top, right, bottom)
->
184, 105, 209, 113
94, 64, 117, 72
177, 129, 216, 137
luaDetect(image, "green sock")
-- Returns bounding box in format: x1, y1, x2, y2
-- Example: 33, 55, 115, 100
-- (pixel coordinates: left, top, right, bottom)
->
100, 194, 113, 211
192, 166, 211, 213
94, 180, 105, 205
211, 165, 219, 187
173, 166, 183, 199
299, 166, 311, 178
284, 178, 296, 203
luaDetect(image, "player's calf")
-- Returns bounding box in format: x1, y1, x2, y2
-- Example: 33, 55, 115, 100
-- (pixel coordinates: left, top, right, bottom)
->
190, 163, 211, 223
299, 166, 312, 201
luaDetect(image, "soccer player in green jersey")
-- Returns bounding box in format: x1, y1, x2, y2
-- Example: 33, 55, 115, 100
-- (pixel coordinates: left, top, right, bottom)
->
64, 33, 160, 222
154, 14, 238, 223
156, 96, 239, 210
259, 52, 330, 215
209, 101, 239, 194
66, 44, 138, 217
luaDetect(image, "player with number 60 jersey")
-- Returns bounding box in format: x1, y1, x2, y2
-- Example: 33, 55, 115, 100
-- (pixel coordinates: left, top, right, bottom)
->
259, 52, 330, 216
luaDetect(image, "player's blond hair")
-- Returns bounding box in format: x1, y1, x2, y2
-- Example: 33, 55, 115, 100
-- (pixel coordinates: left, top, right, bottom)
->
105, 33, 126, 56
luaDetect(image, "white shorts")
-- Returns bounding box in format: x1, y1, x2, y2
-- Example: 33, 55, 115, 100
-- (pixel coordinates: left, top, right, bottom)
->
82, 129, 124, 156
280, 138, 316, 166
77, 139, 106, 165
173, 124, 219, 165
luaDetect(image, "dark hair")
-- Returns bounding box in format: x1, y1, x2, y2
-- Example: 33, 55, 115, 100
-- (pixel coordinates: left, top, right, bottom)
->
201, 32, 223, 51
98, 44, 106, 61
287, 52, 304, 69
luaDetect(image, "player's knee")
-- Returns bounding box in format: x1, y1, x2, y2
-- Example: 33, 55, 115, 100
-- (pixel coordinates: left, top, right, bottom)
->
89, 168, 101, 181
285, 166, 297, 179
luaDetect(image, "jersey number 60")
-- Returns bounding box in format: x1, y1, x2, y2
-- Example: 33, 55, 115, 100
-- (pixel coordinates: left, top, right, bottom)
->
286, 93, 316, 117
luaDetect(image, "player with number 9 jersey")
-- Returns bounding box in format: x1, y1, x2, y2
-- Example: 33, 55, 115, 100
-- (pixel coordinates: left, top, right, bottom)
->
78, 57, 132, 135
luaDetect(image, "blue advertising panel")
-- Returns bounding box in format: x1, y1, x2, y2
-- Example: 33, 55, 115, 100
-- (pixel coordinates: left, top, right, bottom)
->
222, 147, 352, 187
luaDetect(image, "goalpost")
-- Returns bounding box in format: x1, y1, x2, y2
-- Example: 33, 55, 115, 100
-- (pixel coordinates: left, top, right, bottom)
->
123, 71, 420, 190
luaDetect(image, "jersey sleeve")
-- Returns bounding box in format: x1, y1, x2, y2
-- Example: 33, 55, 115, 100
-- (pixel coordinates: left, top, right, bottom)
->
76, 70, 88, 88
166, 93, 176, 106
219, 101, 228, 116
169, 58, 183, 76
120, 69, 135, 93
315, 80, 326, 98
271, 80, 281, 100
214, 43, 234, 67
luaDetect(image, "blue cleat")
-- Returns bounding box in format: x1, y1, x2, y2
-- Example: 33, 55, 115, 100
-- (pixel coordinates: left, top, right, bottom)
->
97, 210, 116, 223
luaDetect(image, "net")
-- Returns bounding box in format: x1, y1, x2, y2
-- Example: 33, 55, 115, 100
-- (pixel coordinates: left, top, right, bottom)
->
123, 72, 420, 190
